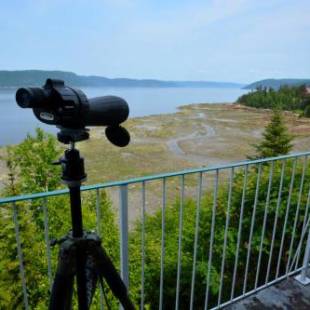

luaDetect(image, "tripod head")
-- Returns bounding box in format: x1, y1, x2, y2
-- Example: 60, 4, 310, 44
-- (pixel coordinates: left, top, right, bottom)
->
16, 78, 130, 146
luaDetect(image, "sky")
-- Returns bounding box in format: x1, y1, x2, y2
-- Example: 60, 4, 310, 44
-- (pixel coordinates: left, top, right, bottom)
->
0, 0, 309, 83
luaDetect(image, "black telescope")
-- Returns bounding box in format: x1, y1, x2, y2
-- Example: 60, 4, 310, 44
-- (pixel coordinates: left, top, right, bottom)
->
16, 79, 130, 146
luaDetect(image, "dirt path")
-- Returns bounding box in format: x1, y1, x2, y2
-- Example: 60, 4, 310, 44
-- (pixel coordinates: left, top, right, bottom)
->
166, 112, 216, 163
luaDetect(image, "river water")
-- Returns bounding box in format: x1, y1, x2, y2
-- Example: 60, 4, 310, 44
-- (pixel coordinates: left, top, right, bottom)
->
0, 87, 247, 145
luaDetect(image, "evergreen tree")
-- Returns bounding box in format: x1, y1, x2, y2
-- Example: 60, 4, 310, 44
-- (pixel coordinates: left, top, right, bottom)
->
6, 128, 62, 194
253, 109, 293, 158
0, 129, 62, 308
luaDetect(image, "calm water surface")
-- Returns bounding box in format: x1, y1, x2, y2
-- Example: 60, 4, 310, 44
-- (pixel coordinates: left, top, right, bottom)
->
0, 87, 247, 145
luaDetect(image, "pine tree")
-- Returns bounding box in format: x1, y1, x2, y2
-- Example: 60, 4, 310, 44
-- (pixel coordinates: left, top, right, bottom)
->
253, 109, 293, 158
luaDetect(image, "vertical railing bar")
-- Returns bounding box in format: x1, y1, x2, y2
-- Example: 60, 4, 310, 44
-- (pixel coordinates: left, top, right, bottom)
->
286, 156, 308, 275
189, 172, 203, 310
295, 195, 310, 284
95, 189, 104, 310
140, 182, 146, 310
243, 163, 262, 294
42, 197, 53, 291
230, 165, 249, 300
13, 202, 29, 310
119, 185, 129, 288
204, 169, 219, 310
265, 160, 286, 284
275, 158, 297, 279
288, 214, 310, 274
96, 188, 101, 235
159, 178, 166, 310
217, 168, 234, 307
255, 161, 274, 289
294, 187, 310, 270
175, 175, 185, 310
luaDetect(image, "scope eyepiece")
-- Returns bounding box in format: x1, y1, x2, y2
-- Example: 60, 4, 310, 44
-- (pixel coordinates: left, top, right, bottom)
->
16, 87, 48, 108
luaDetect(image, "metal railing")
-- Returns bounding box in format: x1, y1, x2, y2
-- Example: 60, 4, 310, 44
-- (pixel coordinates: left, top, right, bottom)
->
1, 151, 310, 309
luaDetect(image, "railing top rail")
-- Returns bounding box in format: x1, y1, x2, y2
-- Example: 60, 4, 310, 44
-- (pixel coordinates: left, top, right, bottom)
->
1, 151, 309, 205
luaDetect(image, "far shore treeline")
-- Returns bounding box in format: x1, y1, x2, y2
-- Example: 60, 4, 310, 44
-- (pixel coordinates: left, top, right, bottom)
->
0, 69, 309, 90
0, 70, 243, 88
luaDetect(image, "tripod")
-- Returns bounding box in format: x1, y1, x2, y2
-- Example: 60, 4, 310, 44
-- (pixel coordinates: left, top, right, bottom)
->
49, 128, 135, 310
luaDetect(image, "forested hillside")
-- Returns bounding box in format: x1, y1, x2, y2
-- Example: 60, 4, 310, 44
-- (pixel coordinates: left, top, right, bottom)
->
237, 85, 310, 116
244, 79, 310, 90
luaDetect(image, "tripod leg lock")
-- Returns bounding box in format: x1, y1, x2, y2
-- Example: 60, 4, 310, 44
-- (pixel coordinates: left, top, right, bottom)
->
53, 232, 101, 275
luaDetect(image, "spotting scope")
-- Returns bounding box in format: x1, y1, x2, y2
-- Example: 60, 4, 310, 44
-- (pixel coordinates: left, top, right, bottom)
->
16, 79, 130, 146
16, 79, 135, 308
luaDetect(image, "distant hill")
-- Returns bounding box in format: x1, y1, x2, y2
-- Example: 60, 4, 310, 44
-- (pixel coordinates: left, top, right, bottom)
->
0, 70, 243, 88
244, 79, 310, 90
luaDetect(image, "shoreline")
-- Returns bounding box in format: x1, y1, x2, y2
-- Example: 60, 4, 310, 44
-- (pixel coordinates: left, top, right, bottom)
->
1, 102, 310, 187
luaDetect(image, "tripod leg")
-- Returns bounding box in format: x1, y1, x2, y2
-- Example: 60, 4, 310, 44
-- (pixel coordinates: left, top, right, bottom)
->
76, 248, 89, 310
94, 245, 136, 310
49, 273, 74, 310
49, 236, 100, 310
49, 238, 77, 310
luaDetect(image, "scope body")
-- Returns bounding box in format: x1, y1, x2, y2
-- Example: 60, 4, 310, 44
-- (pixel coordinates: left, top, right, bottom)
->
16, 79, 129, 129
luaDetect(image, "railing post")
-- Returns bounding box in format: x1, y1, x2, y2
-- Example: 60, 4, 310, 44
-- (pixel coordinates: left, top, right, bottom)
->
95, 189, 104, 310
119, 185, 129, 288
13, 203, 29, 309
42, 198, 53, 291
295, 225, 310, 285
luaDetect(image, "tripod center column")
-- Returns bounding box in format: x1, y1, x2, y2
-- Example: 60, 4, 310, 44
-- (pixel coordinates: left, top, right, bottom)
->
61, 147, 87, 237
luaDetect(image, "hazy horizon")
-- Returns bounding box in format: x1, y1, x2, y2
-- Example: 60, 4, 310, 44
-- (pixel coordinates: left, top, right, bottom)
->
1, 69, 309, 85
0, 69, 247, 84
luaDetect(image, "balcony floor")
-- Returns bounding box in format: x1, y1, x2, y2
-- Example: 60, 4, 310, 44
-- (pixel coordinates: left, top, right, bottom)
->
225, 276, 310, 310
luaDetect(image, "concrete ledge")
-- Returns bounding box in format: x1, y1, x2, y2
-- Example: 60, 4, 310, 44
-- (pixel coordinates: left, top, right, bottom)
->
225, 278, 310, 309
